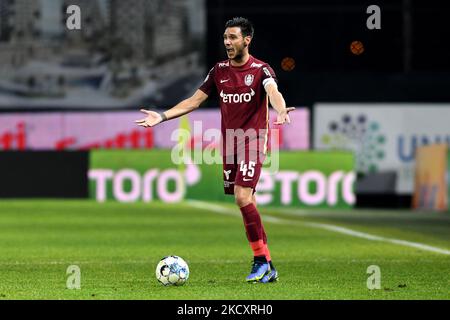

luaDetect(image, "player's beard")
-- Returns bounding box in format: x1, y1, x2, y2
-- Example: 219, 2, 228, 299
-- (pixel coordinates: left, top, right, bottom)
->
231, 43, 246, 63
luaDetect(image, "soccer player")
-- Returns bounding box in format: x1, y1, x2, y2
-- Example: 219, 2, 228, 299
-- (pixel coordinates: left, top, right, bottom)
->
135, 17, 294, 283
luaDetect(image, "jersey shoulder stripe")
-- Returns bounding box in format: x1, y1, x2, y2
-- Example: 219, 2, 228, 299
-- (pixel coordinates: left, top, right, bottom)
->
217, 60, 230, 68
250, 62, 263, 68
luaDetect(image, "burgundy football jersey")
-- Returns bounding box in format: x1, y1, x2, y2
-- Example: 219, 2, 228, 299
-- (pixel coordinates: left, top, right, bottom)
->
199, 55, 277, 156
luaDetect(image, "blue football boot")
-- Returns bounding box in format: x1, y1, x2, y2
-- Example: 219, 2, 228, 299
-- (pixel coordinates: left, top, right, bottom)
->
260, 267, 279, 283
246, 260, 270, 283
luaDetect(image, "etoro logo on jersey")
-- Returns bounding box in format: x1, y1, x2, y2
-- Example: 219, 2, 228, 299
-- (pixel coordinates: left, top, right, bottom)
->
220, 89, 255, 104
321, 114, 386, 173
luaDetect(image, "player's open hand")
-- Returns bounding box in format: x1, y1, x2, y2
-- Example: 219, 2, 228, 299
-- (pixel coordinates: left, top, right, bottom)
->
274, 107, 296, 125
135, 109, 162, 128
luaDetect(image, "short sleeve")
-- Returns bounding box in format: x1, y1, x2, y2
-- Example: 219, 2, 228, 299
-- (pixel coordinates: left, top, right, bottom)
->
198, 66, 216, 96
261, 64, 278, 90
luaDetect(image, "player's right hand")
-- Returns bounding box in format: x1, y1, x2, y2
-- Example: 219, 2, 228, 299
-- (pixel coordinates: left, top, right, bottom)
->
135, 109, 162, 128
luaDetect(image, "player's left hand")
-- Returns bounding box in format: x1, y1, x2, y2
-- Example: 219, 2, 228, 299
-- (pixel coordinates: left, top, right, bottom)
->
274, 107, 296, 125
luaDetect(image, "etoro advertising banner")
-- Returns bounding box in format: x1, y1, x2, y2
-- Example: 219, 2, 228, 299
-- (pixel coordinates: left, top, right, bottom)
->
89, 150, 355, 208
314, 104, 450, 194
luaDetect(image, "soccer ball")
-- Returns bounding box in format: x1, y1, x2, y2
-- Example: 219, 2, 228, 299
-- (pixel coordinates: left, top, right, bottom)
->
155, 255, 189, 286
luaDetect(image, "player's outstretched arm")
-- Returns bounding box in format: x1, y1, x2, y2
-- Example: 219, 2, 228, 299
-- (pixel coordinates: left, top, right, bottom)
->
135, 89, 208, 128
265, 82, 295, 125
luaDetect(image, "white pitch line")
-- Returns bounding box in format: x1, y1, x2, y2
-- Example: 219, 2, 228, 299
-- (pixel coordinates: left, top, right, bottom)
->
186, 200, 450, 256
0, 260, 151, 266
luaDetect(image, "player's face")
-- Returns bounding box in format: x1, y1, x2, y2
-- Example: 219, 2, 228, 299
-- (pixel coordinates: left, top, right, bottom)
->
223, 27, 250, 61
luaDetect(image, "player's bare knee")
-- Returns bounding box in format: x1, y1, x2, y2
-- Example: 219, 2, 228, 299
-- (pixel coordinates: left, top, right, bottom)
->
235, 195, 252, 208
234, 189, 253, 208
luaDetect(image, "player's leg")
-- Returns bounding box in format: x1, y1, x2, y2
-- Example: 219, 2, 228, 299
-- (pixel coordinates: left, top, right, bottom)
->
252, 195, 278, 283
235, 185, 270, 282
251, 195, 271, 261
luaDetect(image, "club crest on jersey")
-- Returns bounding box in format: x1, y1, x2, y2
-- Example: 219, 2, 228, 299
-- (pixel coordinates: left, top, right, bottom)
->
245, 74, 254, 86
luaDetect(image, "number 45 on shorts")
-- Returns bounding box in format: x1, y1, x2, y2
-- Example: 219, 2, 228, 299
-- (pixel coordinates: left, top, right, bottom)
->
240, 161, 256, 181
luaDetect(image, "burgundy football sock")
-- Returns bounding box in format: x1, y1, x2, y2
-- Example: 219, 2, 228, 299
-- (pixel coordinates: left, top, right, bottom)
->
240, 203, 267, 258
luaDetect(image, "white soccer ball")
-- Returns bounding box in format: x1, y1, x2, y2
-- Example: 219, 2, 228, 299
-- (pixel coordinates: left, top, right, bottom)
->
155, 255, 189, 286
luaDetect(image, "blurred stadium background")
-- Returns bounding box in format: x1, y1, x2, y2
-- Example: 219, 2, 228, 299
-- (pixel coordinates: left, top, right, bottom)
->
0, 0, 449, 300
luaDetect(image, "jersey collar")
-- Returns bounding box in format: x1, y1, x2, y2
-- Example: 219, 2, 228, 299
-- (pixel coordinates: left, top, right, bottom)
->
230, 55, 254, 69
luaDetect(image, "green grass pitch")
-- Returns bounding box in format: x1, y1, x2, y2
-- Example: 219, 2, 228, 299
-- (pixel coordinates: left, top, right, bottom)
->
0, 200, 449, 300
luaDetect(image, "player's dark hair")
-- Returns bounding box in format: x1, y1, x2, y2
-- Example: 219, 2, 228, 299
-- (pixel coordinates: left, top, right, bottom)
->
225, 17, 254, 38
